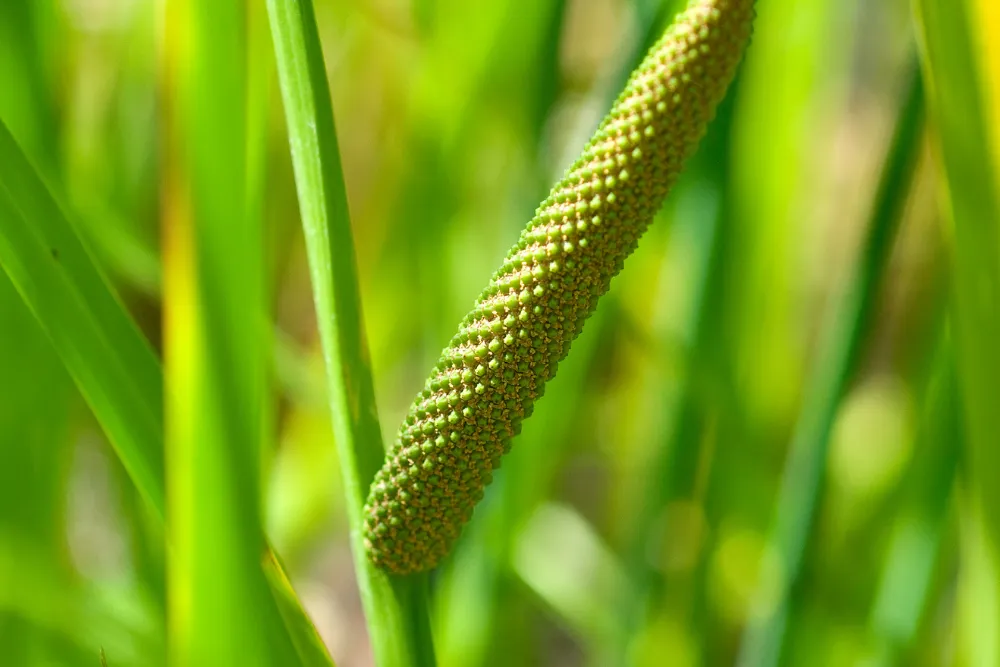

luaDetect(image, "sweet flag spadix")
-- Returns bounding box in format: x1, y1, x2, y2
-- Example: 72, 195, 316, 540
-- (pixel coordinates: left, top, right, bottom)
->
364, 0, 757, 575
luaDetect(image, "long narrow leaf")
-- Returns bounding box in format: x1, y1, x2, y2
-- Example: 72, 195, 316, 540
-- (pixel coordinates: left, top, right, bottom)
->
0, 120, 164, 517
162, 0, 304, 663
0, 85, 328, 667
868, 339, 961, 665
913, 1, 1000, 664
265, 0, 436, 664
738, 72, 925, 667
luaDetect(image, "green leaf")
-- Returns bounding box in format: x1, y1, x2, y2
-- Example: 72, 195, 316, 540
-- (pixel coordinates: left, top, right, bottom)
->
737, 72, 926, 667
265, 0, 436, 664
913, 1, 1000, 664
0, 120, 165, 518
162, 0, 307, 663
264, 551, 338, 667
868, 339, 961, 664
0, 38, 330, 667
0, 273, 77, 661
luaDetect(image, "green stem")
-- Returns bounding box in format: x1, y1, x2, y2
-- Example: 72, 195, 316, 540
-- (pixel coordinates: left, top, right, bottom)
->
264, 0, 436, 664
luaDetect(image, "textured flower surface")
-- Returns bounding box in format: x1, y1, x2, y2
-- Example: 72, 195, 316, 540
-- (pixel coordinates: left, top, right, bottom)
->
364, 0, 757, 575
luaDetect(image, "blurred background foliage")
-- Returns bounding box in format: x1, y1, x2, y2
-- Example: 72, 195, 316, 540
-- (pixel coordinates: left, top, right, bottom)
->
0, 0, 997, 665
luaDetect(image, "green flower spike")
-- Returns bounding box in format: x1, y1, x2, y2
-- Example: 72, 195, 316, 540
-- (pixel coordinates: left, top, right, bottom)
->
364, 0, 757, 575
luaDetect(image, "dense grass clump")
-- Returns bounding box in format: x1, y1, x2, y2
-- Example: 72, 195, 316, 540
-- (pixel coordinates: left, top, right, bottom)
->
0, 0, 997, 664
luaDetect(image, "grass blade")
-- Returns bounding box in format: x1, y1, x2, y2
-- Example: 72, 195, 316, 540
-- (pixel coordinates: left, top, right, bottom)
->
868, 339, 961, 665
511, 503, 631, 648
0, 8, 80, 660
913, 1, 1000, 664
0, 275, 76, 661
737, 71, 925, 667
264, 552, 338, 667
0, 120, 165, 518
265, 0, 436, 664
0, 32, 329, 667
162, 0, 306, 663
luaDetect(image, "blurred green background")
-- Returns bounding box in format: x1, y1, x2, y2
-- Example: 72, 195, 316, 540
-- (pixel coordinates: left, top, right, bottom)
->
1, 0, 998, 665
